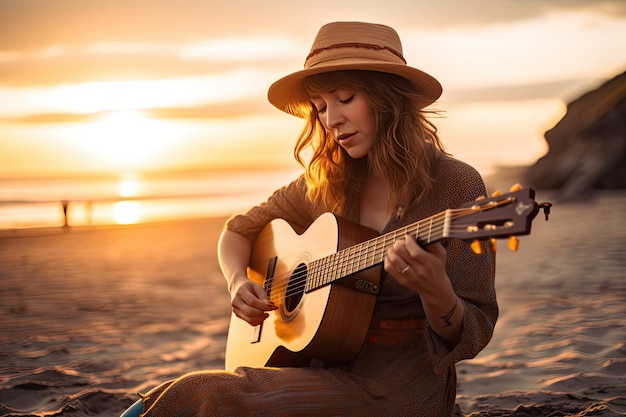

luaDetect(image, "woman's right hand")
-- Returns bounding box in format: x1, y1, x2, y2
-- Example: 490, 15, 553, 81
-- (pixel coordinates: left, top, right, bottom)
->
219, 229, 277, 326
230, 279, 278, 326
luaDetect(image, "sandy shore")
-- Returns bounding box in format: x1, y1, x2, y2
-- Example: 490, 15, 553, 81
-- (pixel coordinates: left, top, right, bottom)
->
1, 188, 625, 416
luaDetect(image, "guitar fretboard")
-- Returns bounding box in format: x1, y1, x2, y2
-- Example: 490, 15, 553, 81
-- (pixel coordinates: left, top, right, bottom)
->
305, 210, 451, 292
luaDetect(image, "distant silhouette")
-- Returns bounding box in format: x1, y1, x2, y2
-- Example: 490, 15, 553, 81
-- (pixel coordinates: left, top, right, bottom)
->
61, 200, 69, 228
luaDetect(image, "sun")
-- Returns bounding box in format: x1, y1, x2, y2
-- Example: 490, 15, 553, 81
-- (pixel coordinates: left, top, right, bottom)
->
82, 110, 175, 169
93, 110, 154, 161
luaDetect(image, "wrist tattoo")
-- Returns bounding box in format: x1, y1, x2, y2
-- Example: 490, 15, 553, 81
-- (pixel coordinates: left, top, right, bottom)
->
440, 299, 458, 327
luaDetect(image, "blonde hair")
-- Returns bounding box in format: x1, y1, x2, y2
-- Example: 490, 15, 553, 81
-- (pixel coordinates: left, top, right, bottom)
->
294, 70, 447, 216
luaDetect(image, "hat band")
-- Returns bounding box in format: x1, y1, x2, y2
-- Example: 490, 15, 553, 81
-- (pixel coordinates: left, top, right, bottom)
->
305, 42, 407, 67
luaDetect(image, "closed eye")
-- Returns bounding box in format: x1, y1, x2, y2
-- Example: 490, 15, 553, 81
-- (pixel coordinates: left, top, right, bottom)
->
340, 95, 354, 104
317, 95, 353, 114
310, 92, 354, 115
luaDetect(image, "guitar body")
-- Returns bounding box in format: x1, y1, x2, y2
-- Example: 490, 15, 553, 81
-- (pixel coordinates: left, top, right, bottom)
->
225, 213, 381, 370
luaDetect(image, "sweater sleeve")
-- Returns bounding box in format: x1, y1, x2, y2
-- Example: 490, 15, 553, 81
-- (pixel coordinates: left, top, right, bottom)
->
225, 175, 319, 242
424, 159, 498, 373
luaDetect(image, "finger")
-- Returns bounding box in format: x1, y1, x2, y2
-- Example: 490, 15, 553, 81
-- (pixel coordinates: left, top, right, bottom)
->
236, 281, 276, 310
383, 257, 413, 282
385, 246, 410, 271
384, 256, 403, 276
231, 298, 271, 325
250, 285, 277, 309
402, 234, 427, 258
231, 282, 277, 323
424, 242, 446, 260
391, 237, 412, 258
243, 291, 277, 312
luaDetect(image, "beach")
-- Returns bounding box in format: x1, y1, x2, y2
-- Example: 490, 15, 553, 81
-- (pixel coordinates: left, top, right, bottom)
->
1, 188, 625, 416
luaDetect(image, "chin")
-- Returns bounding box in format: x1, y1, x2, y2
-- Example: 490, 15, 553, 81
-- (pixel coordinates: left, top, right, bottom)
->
343, 148, 368, 159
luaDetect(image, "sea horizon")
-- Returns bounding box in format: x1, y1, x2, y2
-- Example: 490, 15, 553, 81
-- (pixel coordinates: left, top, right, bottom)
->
0, 158, 520, 231
0, 168, 302, 230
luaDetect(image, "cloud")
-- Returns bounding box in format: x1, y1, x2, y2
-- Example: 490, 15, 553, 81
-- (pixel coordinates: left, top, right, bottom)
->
179, 37, 301, 61
0, 69, 281, 117
1, 1, 624, 119
403, 10, 626, 89
1, 101, 275, 124
2, 0, 625, 51
0, 36, 302, 87
443, 79, 592, 104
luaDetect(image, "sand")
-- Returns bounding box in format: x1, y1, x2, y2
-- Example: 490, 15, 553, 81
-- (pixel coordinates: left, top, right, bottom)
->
1, 188, 625, 416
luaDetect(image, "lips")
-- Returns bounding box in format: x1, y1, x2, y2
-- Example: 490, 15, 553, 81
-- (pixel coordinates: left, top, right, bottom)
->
336, 132, 355, 145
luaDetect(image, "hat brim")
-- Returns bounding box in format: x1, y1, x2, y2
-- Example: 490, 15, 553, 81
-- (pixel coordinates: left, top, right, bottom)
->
267, 60, 443, 117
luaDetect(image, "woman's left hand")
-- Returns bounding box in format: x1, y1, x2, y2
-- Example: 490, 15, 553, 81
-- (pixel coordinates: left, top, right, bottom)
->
384, 236, 465, 346
383, 236, 449, 298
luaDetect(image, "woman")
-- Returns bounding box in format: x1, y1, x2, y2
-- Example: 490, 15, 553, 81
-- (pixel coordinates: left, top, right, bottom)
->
123, 21, 497, 417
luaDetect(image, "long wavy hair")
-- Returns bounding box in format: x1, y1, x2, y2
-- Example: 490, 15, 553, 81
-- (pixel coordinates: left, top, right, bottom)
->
293, 70, 448, 217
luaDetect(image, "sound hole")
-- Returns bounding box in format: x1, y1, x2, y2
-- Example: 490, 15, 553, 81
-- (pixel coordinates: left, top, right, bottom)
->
284, 263, 307, 314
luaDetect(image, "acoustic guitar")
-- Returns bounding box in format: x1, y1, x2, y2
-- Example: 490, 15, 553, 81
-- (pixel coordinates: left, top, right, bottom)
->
225, 187, 549, 370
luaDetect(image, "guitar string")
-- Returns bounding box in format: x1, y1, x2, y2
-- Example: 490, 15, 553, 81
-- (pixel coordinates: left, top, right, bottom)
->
265, 207, 480, 300
266, 207, 483, 300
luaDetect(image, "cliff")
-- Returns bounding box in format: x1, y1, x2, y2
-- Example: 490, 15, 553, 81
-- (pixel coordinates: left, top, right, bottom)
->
526, 70, 626, 198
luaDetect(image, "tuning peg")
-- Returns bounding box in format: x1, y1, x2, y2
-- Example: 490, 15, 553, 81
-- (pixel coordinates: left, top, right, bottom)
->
539, 202, 553, 221
509, 183, 523, 192
489, 238, 497, 252
508, 236, 519, 251
491, 190, 502, 197
471, 240, 482, 254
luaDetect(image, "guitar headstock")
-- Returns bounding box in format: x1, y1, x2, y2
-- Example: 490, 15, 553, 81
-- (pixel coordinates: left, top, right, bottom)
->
448, 186, 548, 253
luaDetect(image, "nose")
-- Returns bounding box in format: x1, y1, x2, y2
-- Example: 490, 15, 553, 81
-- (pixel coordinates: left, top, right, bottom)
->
324, 103, 345, 129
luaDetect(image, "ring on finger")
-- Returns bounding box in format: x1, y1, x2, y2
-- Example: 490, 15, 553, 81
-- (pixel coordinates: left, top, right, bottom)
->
400, 264, 410, 274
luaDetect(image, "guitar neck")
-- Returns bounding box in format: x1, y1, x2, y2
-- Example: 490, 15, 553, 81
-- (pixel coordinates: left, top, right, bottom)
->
303, 187, 542, 293
306, 211, 449, 292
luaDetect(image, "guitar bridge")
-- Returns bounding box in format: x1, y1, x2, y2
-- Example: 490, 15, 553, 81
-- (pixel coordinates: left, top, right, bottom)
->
250, 255, 278, 344
251, 324, 262, 344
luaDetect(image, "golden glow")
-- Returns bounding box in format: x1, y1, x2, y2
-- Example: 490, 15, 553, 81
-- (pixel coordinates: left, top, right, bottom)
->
77, 110, 177, 169
405, 11, 626, 89
0, 71, 274, 117
114, 201, 141, 225
179, 37, 297, 60
439, 99, 559, 171
50, 80, 171, 114
0, 8, 624, 179
118, 174, 141, 197
92, 111, 155, 164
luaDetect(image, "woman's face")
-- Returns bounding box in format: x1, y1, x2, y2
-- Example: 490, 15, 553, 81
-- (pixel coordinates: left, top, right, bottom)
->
310, 89, 377, 159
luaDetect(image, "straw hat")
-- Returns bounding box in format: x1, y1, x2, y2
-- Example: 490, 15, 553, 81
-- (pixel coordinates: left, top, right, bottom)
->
268, 21, 442, 117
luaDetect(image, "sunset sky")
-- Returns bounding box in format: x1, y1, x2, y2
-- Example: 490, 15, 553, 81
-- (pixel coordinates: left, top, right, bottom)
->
1, 0, 625, 178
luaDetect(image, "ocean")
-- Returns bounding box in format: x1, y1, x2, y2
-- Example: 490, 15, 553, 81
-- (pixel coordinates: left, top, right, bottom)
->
0, 169, 301, 229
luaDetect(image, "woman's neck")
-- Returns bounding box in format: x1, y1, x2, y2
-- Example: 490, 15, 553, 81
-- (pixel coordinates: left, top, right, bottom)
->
359, 173, 391, 233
